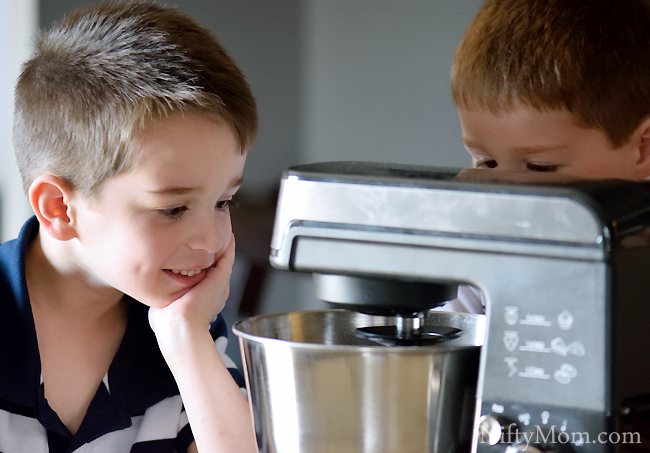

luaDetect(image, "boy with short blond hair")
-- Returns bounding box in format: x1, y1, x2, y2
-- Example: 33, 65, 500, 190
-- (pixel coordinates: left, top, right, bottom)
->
4, 1, 259, 452
14, 1, 257, 196
444, 0, 650, 313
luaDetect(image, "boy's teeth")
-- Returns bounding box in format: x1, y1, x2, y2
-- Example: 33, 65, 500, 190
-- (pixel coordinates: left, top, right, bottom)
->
171, 269, 202, 277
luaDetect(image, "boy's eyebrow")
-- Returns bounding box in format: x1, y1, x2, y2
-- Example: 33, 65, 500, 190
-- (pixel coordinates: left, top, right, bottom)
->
510, 144, 568, 154
147, 187, 198, 196
146, 177, 244, 196
462, 139, 568, 154
230, 176, 244, 188
462, 139, 485, 151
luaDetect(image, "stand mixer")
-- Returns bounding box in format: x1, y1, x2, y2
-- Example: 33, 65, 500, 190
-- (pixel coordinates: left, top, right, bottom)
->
235, 161, 650, 452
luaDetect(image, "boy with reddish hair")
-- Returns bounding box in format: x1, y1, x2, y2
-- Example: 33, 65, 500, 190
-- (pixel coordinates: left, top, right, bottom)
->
446, 0, 650, 313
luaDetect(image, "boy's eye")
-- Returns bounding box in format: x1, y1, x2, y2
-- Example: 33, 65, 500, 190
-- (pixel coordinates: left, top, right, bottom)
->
158, 206, 188, 219
215, 200, 236, 211
475, 160, 498, 169
526, 163, 558, 173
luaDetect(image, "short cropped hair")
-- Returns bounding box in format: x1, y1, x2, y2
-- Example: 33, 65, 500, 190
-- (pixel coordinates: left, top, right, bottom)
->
14, 0, 258, 195
452, 0, 650, 147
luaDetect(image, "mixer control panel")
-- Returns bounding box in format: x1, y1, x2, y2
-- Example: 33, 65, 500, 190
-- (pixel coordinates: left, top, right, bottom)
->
483, 274, 607, 413
500, 307, 584, 385
476, 401, 609, 452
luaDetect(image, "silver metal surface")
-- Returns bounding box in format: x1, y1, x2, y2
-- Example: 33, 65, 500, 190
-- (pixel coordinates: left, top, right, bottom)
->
271, 225, 606, 271
234, 310, 484, 453
271, 178, 604, 254
395, 313, 423, 338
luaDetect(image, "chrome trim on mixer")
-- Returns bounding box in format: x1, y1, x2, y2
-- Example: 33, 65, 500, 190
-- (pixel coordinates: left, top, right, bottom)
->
270, 223, 606, 271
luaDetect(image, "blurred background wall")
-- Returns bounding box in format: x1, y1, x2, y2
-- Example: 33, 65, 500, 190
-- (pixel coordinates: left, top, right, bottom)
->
0, 0, 38, 243
4, 0, 483, 365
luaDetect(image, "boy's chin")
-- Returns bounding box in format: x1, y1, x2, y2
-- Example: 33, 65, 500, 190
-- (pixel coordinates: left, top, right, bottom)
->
130, 289, 191, 309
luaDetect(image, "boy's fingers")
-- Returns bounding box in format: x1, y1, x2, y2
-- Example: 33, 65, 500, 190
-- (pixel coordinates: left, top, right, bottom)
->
215, 234, 236, 272
200, 234, 235, 287
177, 234, 236, 304
150, 236, 237, 338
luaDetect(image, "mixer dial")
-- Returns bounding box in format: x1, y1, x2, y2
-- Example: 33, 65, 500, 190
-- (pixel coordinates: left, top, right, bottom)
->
478, 415, 513, 446
503, 436, 573, 453
478, 415, 574, 453
505, 445, 545, 453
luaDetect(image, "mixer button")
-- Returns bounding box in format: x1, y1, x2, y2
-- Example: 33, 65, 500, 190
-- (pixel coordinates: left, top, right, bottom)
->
478, 415, 510, 446
505, 445, 544, 453
504, 438, 572, 453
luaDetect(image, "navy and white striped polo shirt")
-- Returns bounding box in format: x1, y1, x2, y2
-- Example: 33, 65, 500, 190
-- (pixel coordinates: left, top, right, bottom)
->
0, 217, 246, 452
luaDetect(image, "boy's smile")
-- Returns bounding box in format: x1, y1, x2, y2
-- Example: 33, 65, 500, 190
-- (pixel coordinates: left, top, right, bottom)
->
458, 106, 647, 180
70, 112, 246, 308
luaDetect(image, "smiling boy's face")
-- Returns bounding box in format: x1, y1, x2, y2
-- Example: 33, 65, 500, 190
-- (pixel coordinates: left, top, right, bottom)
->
458, 106, 649, 180
71, 112, 246, 308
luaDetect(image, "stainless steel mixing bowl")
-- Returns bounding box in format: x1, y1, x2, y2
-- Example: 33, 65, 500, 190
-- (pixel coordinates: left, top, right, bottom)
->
234, 309, 484, 453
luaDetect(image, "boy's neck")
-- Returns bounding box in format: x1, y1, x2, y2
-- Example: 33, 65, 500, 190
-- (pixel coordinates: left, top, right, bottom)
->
26, 227, 126, 323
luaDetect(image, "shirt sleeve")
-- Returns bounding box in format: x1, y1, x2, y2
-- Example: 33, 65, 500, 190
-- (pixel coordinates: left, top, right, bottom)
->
209, 314, 247, 391
432, 284, 486, 314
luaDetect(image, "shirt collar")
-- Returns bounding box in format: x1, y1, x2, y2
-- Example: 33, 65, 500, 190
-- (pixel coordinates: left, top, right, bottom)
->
0, 216, 42, 406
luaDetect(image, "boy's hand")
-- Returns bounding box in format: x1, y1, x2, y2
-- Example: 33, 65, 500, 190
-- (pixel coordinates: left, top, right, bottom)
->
146, 234, 258, 453
148, 234, 236, 362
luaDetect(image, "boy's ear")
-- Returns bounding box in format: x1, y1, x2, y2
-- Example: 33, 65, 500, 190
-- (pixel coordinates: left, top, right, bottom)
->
634, 116, 650, 179
28, 175, 77, 241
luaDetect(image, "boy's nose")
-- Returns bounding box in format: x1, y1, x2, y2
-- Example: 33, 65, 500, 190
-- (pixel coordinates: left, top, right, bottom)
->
188, 216, 225, 254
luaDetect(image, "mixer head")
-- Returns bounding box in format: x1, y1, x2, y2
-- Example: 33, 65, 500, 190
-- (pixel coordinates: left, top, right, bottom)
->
314, 274, 461, 345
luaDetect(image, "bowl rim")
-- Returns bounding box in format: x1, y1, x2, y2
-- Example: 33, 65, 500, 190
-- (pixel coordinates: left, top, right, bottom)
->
232, 308, 484, 352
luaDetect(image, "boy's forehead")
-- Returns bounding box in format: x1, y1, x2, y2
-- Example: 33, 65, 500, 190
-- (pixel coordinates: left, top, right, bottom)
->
94, 113, 246, 194
134, 112, 240, 155
457, 106, 613, 152
459, 106, 586, 135
135, 111, 240, 150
